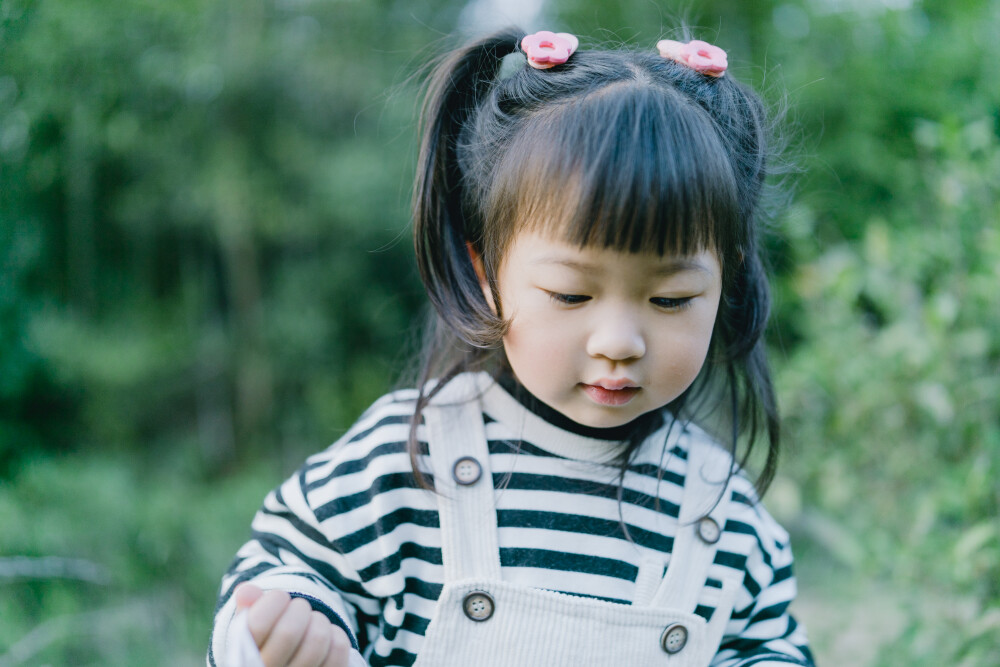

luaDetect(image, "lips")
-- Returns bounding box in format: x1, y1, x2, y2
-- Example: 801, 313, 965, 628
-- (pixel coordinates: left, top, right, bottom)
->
581, 380, 640, 406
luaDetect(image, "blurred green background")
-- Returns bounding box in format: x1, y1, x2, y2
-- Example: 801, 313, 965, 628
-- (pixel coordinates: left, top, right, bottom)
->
1, 0, 998, 664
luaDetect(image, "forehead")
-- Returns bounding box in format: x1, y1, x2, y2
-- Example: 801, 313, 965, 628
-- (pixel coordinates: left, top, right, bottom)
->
504, 228, 721, 277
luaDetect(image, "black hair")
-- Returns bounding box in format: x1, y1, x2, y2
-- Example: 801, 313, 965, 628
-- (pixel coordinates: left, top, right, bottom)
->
409, 28, 781, 499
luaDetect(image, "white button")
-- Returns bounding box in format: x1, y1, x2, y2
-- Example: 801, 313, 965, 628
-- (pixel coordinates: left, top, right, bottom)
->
462, 591, 495, 621
697, 516, 721, 544
452, 456, 482, 485
660, 623, 688, 654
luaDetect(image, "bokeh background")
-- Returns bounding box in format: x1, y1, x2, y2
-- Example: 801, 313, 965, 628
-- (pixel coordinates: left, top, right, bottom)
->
1, 0, 998, 664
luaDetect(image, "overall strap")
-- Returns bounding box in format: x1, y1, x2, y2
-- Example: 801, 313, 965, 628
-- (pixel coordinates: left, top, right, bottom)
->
649, 436, 733, 611
424, 374, 502, 583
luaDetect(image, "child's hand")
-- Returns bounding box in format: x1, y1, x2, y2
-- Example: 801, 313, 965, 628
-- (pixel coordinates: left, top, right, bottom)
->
234, 583, 352, 667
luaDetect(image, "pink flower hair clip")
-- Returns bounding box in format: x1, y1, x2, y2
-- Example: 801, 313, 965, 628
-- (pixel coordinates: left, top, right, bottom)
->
521, 31, 579, 70
656, 39, 728, 78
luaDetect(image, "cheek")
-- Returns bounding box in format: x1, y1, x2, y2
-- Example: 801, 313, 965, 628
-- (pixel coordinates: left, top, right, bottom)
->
654, 307, 719, 379
503, 310, 576, 368
676, 333, 713, 375
688, 308, 718, 361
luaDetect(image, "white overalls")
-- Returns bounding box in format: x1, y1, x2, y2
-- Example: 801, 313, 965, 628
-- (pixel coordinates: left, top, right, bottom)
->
415, 375, 741, 667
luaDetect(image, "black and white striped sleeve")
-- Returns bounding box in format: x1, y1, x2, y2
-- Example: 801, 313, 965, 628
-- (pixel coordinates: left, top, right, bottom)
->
207, 468, 371, 666
207, 392, 415, 666
711, 488, 815, 667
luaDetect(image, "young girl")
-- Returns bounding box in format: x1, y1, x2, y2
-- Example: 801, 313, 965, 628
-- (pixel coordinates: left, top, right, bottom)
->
210, 28, 815, 667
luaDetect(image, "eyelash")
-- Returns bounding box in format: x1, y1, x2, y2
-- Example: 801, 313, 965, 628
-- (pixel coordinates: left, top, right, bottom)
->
650, 296, 694, 311
548, 293, 694, 311
549, 293, 591, 305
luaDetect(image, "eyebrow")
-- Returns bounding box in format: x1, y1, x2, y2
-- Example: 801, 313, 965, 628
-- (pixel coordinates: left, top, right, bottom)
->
533, 256, 714, 277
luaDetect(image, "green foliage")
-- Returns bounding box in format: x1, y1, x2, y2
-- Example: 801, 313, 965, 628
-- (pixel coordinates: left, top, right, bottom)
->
0, 0, 452, 471
0, 452, 277, 664
1, 0, 998, 664
762, 2, 1000, 663
776, 114, 1000, 664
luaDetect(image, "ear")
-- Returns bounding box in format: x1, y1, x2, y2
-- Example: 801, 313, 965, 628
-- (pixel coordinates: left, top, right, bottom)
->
466, 242, 497, 314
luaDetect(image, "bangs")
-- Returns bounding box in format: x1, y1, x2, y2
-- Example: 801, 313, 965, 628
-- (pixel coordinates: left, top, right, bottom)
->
486, 82, 741, 259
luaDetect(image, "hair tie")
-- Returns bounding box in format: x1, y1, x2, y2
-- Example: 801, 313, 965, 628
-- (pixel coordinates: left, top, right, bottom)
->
656, 39, 727, 77
521, 31, 579, 70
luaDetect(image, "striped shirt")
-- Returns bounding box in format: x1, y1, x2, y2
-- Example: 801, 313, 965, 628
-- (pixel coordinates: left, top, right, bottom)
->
211, 377, 814, 666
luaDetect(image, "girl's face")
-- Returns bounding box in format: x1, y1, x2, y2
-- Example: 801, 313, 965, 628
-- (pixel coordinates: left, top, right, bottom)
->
482, 228, 723, 429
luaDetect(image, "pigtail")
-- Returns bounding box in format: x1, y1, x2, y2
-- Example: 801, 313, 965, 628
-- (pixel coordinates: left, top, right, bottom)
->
694, 75, 781, 496
413, 30, 521, 348
408, 30, 522, 489
722, 251, 780, 495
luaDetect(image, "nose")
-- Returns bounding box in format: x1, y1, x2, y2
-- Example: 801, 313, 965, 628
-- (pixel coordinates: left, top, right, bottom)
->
585, 310, 646, 362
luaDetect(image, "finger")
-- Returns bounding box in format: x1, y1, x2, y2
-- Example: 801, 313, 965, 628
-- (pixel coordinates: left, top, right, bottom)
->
259, 596, 312, 667
322, 624, 352, 667
234, 582, 264, 609
246, 589, 292, 648
286, 611, 333, 667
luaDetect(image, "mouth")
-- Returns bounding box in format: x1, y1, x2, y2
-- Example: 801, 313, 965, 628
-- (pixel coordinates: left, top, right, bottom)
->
581, 381, 640, 406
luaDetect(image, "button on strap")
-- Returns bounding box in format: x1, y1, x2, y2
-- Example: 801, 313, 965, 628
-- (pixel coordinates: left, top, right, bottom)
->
452, 456, 483, 485
660, 623, 688, 654
697, 516, 721, 545
462, 591, 495, 622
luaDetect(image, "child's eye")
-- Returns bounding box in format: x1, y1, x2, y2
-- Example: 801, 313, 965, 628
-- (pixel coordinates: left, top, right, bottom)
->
650, 296, 694, 311
549, 292, 591, 305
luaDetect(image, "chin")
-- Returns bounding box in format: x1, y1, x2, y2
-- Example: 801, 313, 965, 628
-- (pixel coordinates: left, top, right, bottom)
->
569, 409, 638, 429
